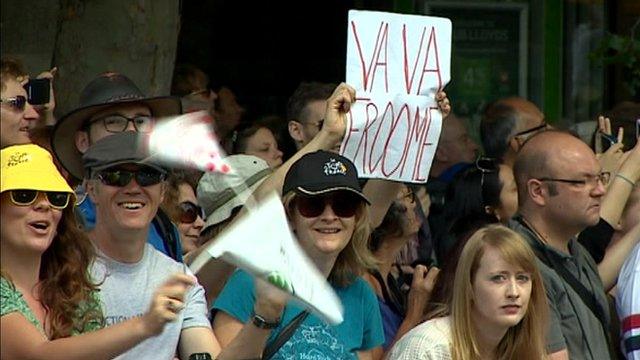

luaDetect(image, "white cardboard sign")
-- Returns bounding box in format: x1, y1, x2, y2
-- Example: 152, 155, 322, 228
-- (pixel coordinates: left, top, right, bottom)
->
344, 10, 452, 182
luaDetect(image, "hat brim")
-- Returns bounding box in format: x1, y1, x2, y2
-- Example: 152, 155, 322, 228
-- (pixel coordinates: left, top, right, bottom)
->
293, 186, 371, 205
202, 175, 268, 230
52, 96, 181, 181
89, 160, 167, 178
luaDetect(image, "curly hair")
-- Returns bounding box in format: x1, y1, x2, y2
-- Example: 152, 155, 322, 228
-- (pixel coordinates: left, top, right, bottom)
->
161, 169, 202, 223
38, 205, 104, 339
1, 57, 27, 91
283, 192, 377, 287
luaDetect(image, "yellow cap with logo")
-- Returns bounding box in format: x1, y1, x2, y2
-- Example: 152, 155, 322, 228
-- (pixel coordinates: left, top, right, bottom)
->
1, 144, 73, 194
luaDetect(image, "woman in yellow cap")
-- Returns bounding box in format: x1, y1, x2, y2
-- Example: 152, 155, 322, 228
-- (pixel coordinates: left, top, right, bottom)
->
0, 144, 195, 359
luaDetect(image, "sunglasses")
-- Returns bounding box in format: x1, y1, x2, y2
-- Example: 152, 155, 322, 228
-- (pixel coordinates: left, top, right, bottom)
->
293, 192, 362, 218
96, 167, 166, 187
0, 95, 27, 111
475, 157, 499, 191
178, 201, 205, 224
9, 190, 71, 209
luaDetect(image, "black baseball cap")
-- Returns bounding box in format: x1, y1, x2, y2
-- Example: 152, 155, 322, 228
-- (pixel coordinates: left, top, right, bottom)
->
82, 131, 166, 178
283, 150, 369, 204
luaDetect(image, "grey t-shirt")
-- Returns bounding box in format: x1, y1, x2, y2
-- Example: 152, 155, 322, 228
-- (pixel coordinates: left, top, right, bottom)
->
91, 243, 211, 360
508, 218, 611, 360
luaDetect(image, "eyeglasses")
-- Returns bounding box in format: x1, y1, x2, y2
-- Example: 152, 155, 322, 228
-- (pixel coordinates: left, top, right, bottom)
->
397, 189, 416, 204
475, 157, 498, 190
294, 192, 362, 218
96, 167, 166, 187
513, 122, 548, 140
0, 95, 27, 111
178, 201, 205, 224
89, 114, 154, 133
9, 190, 71, 209
538, 172, 611, 188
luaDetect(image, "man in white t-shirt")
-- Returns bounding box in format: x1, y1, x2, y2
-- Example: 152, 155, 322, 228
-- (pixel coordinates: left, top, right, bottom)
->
82, 131, 219, 359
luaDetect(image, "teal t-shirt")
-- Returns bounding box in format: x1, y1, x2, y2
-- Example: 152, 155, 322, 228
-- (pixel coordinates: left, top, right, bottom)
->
213, 269, 384, 359
0, 276, 103, 337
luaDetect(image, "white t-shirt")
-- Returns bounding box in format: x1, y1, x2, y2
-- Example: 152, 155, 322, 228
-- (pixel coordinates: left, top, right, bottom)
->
91, 243, 211, 360
616, 242, 640, 360
387, 316, 452, 360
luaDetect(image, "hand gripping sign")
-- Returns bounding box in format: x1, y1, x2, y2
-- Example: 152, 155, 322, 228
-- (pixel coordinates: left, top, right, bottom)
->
189, 193, 344, 325
343, 10, 452, 183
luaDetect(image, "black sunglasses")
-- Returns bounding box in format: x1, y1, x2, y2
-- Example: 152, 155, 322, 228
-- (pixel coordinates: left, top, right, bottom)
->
96, 167, 166, 187
178, 201, 205, 224
9, 190, 71, 209
294, 192, 362, 218
475, 157, 499, 191
1, 95, 27, 111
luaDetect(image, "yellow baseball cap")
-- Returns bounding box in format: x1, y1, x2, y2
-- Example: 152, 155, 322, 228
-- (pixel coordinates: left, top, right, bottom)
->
1, 144, 73, 194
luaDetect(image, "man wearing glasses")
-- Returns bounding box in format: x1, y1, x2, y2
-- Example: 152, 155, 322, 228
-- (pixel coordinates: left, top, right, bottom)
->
0, 58, 41, 148
51, 72, 184, 261
509, 130, 633, 360
480, 96, 548, 167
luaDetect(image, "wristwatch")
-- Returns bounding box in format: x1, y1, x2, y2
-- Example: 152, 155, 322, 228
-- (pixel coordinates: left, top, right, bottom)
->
251, 312, 280, 329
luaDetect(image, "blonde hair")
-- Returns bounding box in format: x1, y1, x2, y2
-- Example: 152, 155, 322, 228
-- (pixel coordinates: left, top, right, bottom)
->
283, 192, 377, 286
449, 224, 548, 360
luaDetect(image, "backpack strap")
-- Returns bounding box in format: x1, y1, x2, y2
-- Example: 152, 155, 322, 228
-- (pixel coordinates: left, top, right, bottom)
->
153, 208, 180, 261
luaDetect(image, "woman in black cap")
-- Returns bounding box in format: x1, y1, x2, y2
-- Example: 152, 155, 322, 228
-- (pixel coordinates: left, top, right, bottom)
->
212, 150, 384, 358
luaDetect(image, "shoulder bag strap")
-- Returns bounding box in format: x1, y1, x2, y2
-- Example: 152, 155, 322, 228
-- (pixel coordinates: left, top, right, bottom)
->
262, 310, 310, 360
516, 217, 613, 357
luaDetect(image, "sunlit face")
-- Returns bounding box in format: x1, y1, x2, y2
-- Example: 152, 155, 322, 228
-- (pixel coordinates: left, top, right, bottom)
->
493, 165, 518, 222
1, 78, 40, 147
289, 192, 357, 260
176, 183, 204, 254
0, 191, 63, 256
89, 164, 165, 233
472, 245, 532, 333
244, 127, 283, 169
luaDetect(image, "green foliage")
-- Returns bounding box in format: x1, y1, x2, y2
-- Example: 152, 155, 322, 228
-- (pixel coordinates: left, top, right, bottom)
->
590, 25, 640, 96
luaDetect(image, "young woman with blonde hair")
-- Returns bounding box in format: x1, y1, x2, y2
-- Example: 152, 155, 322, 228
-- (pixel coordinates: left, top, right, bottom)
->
388, 224, 549, 360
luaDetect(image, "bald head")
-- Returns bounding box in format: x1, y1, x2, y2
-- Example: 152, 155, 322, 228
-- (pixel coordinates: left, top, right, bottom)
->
513, 130, 597, 205
481, 97, 544, 164
499, 97, 544, 130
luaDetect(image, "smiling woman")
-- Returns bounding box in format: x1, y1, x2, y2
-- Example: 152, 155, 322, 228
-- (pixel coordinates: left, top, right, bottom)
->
0, 144, 194, 360
212, 150, 385, 358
